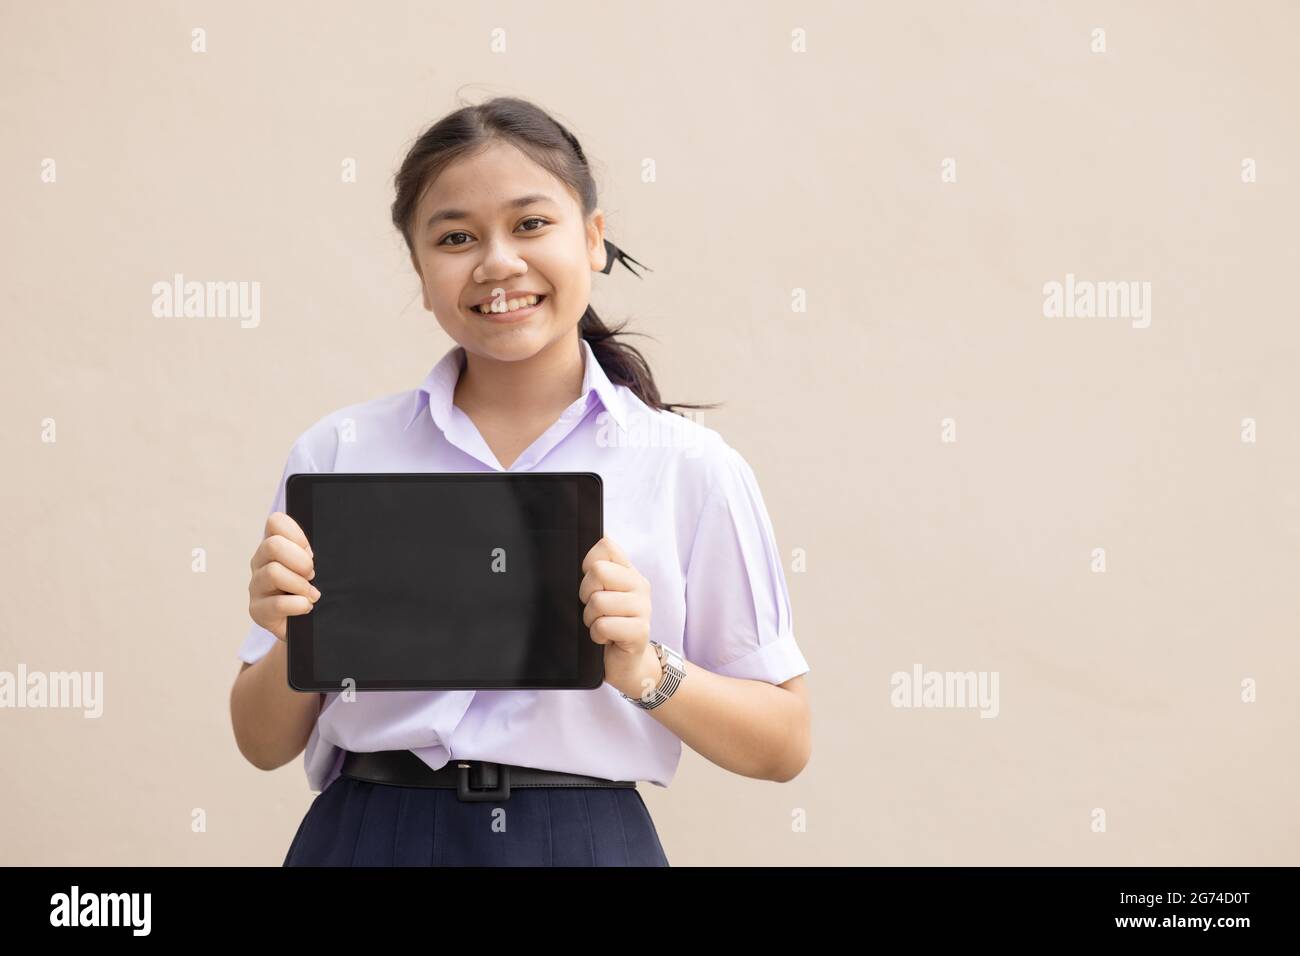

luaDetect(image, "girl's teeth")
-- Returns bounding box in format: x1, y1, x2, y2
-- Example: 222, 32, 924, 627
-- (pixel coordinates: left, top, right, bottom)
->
478, 294, 541, 314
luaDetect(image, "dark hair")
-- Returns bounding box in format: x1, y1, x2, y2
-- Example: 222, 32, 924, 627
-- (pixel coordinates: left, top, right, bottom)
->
391, 95, 719, 418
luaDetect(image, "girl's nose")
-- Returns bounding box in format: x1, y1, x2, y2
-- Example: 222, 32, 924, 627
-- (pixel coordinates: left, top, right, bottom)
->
476, 240, 527, 274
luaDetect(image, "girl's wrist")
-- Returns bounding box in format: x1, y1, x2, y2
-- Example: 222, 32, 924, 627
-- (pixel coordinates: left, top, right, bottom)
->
619, 644, 664, 700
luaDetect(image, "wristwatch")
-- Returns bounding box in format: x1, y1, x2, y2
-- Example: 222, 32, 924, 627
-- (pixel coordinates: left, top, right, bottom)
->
619, 640, 685, 710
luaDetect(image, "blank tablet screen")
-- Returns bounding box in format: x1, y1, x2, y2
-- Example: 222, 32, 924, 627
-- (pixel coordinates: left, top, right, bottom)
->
284, 473, 604, 692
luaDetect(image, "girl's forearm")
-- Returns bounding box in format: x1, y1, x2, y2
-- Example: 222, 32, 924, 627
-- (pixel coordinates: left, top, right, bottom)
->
230, 637, 322, 771
643, 657, 811, 782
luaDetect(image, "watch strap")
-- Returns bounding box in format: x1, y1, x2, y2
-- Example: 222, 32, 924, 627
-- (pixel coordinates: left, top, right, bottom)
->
621, 641, 685, 710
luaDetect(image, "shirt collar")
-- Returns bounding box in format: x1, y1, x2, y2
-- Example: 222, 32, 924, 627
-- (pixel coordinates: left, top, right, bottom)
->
403, 336, 630, 434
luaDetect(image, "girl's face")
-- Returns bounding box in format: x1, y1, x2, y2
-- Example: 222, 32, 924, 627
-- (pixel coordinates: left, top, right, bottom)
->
408, 140, 607, 364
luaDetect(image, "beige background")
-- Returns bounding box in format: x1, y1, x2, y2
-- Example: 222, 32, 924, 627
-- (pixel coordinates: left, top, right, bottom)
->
2, 0, 1297, 865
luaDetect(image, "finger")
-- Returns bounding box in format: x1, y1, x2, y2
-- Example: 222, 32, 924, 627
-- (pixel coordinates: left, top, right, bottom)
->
581, 536, 632, 574
582, 589, 643, 628
589, 614, 649, 648
253, 533, 315, 582
578, 560, 641, 603
252, 561, 320, 603
252, 593, 315, 624
254, 511, 313, 570
267, 511, 311, 553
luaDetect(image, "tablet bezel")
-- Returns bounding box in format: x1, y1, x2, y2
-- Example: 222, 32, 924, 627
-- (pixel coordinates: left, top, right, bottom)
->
284, 472, 604, 693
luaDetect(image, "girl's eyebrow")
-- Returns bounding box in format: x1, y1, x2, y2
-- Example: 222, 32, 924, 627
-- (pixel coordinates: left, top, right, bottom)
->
425, 193, 557, 231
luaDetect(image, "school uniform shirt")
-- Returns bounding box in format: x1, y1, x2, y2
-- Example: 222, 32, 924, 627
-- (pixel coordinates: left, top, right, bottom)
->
237, 336, 810, 793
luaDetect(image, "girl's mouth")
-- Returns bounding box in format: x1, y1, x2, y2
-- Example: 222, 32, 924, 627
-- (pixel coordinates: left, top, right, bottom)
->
469, 294, 547, 323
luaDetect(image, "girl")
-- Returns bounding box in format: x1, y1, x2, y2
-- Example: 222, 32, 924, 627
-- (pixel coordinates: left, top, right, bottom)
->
229, 96, 812, 866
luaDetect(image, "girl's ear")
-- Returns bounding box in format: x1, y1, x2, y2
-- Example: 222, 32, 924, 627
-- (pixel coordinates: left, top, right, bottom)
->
586, 209, 607, 272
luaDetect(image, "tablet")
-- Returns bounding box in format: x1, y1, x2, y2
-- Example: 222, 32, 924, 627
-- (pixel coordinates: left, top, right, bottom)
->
284, 472, 604, 692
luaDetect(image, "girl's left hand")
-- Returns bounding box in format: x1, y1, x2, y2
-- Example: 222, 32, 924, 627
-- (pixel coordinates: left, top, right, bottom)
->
579, 536, 660, 700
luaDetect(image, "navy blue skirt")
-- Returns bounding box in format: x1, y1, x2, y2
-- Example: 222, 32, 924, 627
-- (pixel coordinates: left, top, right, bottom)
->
282, 774, 670, 866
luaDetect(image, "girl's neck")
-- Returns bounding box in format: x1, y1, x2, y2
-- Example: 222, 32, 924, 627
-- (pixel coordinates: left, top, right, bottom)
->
453, 330, 586, 421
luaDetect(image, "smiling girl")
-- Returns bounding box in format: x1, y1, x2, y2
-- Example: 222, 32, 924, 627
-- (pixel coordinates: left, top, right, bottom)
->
229, 96, 812, 867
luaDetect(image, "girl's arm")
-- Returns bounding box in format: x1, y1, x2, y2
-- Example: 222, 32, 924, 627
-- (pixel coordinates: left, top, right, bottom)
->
585, 536, 812, 783
233, 510, 323, 770
626, 649, 812, 782
230, 639, 324, 771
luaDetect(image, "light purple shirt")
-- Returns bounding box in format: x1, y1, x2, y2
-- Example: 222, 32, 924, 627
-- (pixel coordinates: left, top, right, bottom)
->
238, 337, 810, 792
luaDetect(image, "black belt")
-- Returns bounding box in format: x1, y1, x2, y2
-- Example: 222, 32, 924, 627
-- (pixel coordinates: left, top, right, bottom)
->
339, 749, 637, 802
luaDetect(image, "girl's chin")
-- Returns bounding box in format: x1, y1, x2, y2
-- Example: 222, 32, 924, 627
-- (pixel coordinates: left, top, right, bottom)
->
468, 328, 557, 361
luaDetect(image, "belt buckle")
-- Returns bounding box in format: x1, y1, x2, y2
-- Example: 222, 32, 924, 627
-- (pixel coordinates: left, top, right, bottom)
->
456, 760, 511, 802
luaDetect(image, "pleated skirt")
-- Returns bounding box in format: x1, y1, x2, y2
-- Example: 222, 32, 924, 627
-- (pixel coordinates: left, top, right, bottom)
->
282, 774, 670, 866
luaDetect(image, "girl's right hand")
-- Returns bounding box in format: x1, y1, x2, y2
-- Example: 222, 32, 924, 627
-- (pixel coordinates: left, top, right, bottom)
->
248, 511, 320, 642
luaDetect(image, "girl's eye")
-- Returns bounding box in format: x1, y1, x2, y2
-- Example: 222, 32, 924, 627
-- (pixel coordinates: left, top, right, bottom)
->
437, 217, 551, 247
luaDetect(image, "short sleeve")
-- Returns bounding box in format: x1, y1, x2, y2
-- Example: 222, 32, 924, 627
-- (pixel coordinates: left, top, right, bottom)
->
236, 437, 320, 665
681, 446, 809, 684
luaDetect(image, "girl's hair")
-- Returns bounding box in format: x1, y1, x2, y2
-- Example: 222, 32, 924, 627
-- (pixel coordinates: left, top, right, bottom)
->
391, 95, 719, 417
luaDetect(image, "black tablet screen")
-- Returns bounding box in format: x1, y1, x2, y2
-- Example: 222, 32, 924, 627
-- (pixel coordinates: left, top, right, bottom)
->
291, 475, 600, 689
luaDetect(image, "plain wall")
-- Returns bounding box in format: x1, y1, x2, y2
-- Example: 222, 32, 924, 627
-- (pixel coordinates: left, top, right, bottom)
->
1, 0, 1297, 864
